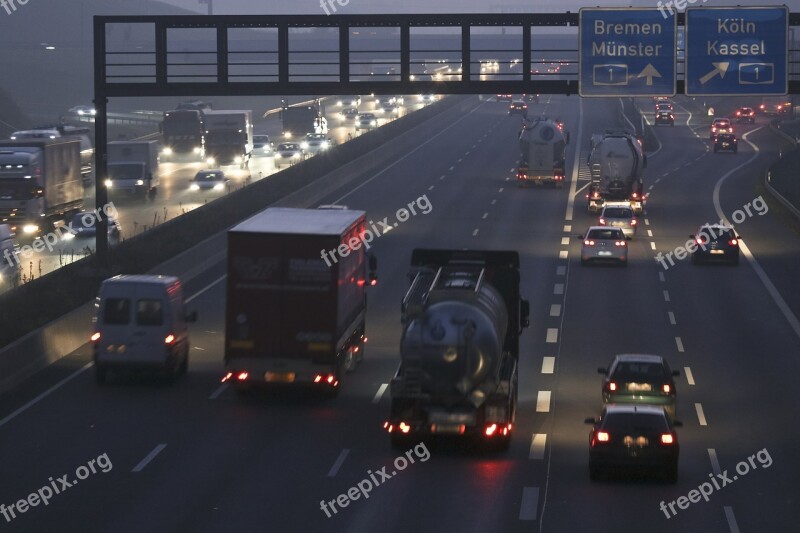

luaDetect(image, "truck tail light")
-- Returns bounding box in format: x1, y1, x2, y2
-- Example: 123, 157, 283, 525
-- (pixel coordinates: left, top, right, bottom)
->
237, 372, 249, 381
164, 334, 175, 344
221, 372, 233, 383
662, 384, 671, 393
91, 332, 101, 343
729, 239, 738, 246
485, 423, 498, 437
398, 422, 411, 434
661, 434, 674, 445
313, 373, 339, 387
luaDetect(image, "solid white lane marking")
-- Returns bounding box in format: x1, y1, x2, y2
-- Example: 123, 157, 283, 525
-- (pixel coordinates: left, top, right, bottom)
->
545, 329, 558, 343
541, 357, 555, 374
530, 434, 547, 459
561, 237, 570, 245
132, 444, 167, 473
209, 383, 228, 400
550, 304, 561, 317
668, 311, 676, 325
725, 506, 741, 533
685, 366, 695, 385
556, 266, 566, 276
558, 250, 568, 259
676, 337, 684, 352
186, 274, 226, 303
708, 448, 721, 475
519, 487, 539, 520
372, 384, 389, 404
536, 391, 552, 412
695, 403, 707, 426
564, 98, 585, 222
327, 449, 350, 477
554, 284, 564, 295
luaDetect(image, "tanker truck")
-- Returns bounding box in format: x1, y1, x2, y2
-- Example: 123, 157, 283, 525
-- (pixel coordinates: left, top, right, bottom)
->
516, 117, 568, 188
385, 249, 530, 451
586, 130, 646, 214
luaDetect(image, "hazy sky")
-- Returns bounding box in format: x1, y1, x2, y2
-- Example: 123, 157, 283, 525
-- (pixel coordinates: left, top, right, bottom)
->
162, 0, 795, 15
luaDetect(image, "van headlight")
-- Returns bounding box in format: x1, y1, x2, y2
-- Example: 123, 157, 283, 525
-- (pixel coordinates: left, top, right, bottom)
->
104, 179, 113, 188
321, 141, 329, 150
213, 182, 225, 190
190, 183, 199, 191
162, 147, 173, 156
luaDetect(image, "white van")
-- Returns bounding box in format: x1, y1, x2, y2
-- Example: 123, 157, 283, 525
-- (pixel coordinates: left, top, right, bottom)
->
0, 224, 19, 286
92, 275, 197, 383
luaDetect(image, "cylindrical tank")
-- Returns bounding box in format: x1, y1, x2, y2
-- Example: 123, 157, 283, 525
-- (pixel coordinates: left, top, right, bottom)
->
588, 134, 644, 197
518, 118, 567, 172
400, 279, 508, 395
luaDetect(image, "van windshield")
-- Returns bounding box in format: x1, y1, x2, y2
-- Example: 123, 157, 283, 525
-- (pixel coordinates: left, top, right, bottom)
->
103, 298, 130, 325
136, 299, 163, 326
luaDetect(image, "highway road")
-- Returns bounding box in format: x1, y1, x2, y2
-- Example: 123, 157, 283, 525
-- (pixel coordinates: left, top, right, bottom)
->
0, 94, 798, 532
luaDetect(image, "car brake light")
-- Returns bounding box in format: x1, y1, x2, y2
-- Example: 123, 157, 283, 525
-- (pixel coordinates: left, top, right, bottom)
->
237, 372, 249, 381
608, 382, 617, 391
729, 239, 738, 246
615, 240, 626, 247
630, 219, 637, 225
596, 431, 609, 442
696, 237, 705, 245
584, 240, 595, 246
661, 434, 674, 445
599, 218, 606, 225
631, 192, 638, 199
485, 423, 498, 436
91, 332, 101, 342
662, 384, 671, 393
221, 372, 233, 383
399, 422, 411, 434
164, 334, 175, 344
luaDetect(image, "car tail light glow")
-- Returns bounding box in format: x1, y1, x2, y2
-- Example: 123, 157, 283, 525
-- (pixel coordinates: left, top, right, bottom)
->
236, 372, 249, 381
584, 240, 595, 246
608, 382, 617, 391
164, 334, 175, 344
91, 332, 101, 342
630, 219, 637, 225
599, 218, 606, 225
221, 372, 233, 383
729, 239, 738, 246
661, 434, 674, 445
485, 423, 498, 437
399, 422, 411, 434
596, 431, 609, 442
615, 240, 626, 247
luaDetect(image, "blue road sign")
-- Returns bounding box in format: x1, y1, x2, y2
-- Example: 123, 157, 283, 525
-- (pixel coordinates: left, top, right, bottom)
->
685, 7, 788, 96
579, 8, 676, 97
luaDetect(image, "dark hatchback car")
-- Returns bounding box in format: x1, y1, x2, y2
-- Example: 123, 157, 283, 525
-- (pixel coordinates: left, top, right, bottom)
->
585, 405, 681, 482
509, 101, 528, 116
734, 107, 755, 123
690, 224, 741, 265
598, 354, 679, 420
713, 133, 738, 153
655, 110, 674, 126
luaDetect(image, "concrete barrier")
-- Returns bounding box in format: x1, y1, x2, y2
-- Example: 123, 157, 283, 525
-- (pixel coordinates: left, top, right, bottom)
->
0, 95, 479, 394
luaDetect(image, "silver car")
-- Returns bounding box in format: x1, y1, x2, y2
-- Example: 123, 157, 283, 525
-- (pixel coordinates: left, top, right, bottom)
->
356, 113, 378, 131
599, 205, 638, 239
580, 226, 628, 266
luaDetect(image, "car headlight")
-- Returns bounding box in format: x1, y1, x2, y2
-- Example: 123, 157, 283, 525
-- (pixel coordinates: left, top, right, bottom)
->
275, 153, 283, 158
321, 141, 329, 150
22, 224, 39, 234
206, 157, 215, 165
62, 232, 75, 240
77, 110, 85, 115
283, 131, 291, 138
337, 100, 342, 106
162, 147, 173, 156
292, 153, 300, 159
104, 179, 113, 188
300, 142, 309, 149
213, 182, 224, 190
371, 120, 377, 126
234, 156, 242, 164
90, 109, 97, 115
193, 147, 202, 154
190, 183, 199, 191
136, 179, 144, 186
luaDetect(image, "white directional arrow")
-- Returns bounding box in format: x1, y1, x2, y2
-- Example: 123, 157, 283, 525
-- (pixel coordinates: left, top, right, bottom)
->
699, 62, 730, 85
637, 64, 662, 86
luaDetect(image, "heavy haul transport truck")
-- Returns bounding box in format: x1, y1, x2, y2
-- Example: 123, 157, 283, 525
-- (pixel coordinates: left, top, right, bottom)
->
160, 109, 205, 160
587, 130, 646, 214
385, 249, 530, 451
0, 139, 82, 237
105, 140, 160, 199
223, 207, 378, 396
517, 117, 568, 188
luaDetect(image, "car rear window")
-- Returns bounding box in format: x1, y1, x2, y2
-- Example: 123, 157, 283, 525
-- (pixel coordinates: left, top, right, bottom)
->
136, 299, 164, 326
603, 413, 669, 432
612, 362, 666, 381
588, 229, 623, 239
603, 208, 632, 218
103, 298, 130, 325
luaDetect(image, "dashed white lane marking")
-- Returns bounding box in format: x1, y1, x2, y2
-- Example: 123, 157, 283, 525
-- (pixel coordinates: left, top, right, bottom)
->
536, 391, 552, 412
695, 403, 708, 426
458, 158, 463, 163
663, 290, 670, 302
648, 230, 654, 237
676, 337, 685, 352
530, 434, 547, 459
449, 166, 454, 171
558, 250, 568, 259
725, 506, 741, 533
650, 242, 657, 250
519, 487, 539, 520
668, 311, 676, 325
372, 383, 389, 404
550, 304, 562, 317
561, 237, 570, 245
645, 219, 650, 226
440, 175, 445, 180
327, 449, 350, 477
556, 266, 566, 276
132, 444, 167, 473
209, 383, 228, 400
428, 185, 435, 190
499, 187, 504, 192
491, 199, 497, 205
708, 448, 721, 475
482, 212, 488, 219
685, 367, 695, 385
546, 328, 559, 343
472, 229, 479, 236
648, 185, 654, 191
554, 283, 564, 295
541, 357, 555, 374
658, 271, 665, 282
